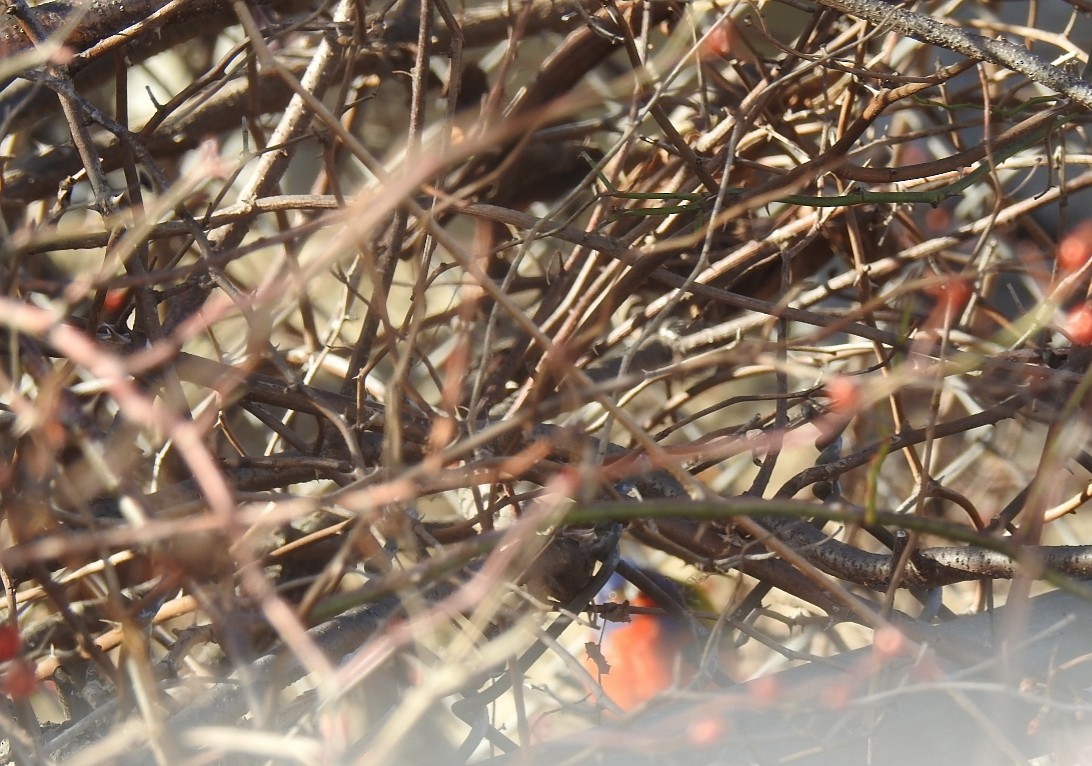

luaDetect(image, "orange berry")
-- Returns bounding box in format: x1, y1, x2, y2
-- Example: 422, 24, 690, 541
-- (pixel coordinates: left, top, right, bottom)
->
747, 674, 781, 707
1058, 220, 1092, 273
820, 679, 855, 710
825, 375, 860, 415
872, 625, 905, 659
687, 713, 727, 746
1066, 303, 1092, 344
49, 46, 75, 66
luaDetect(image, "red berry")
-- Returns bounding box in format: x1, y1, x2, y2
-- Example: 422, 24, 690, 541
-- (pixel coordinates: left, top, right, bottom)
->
926, 278, 972, 317
687, 713, 727, 746
0, 625, 21, 662
825, 375, 860, 415
1066, 303, 1092, 344
2, 659, 37, 700
871, 625, 906, 660
1058, 220, 1092, 273
700, 18, 757, 62
701, 22, 735, 59
102, 288, 129, 315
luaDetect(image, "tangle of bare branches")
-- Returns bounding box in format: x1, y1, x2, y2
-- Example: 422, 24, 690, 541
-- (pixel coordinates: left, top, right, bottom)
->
4, 0, 1092, 763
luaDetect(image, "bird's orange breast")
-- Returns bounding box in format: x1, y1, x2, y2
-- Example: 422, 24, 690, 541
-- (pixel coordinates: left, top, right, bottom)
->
589, 593, 694, 711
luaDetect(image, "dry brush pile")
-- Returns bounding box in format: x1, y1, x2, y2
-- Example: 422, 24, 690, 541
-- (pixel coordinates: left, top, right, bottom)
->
4, 0, 1092, 763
